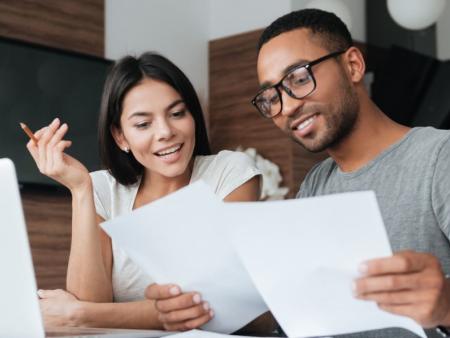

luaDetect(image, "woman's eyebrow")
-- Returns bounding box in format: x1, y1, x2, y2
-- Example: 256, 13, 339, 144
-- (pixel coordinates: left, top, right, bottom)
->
128, 111, 151, 120
127, 99, 185, 120
165, 99, 184, 111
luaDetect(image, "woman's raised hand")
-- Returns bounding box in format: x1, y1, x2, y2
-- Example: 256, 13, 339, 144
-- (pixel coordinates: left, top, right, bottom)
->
26, 118, 91, 193
145, 283, 214, 331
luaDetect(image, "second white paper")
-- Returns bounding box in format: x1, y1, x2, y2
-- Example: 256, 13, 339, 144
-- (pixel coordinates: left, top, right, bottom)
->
224, 191, 425, 338
100, 181, 268, 334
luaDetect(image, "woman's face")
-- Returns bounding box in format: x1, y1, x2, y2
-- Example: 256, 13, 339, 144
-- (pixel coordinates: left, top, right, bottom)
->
114, 77, 196, 180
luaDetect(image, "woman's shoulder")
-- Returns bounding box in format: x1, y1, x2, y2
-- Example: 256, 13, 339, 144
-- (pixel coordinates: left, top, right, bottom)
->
192, 150, 261, 199
196, 150, 257, 170
89, 169, 140, 219
89, 169, 139, 195
90, 169, 116, 188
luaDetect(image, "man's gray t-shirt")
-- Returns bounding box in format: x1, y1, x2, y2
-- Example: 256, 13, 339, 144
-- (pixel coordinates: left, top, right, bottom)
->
297, 127, 450, 338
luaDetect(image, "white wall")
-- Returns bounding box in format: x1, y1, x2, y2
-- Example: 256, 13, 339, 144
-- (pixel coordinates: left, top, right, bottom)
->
105, 0, 367, 110
291, 0, 366, 42
105, 0, 209, 105
209, 0, 291, 40
437, 2, 450, 60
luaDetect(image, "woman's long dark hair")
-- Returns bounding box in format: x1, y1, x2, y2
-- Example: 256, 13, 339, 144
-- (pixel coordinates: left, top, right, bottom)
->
98, 52, 211, 185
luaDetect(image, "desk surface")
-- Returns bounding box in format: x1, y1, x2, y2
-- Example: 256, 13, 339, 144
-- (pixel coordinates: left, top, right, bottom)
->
46, 326, 169, 338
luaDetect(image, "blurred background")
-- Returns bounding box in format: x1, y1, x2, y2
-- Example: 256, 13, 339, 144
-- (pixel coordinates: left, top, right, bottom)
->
0, 0, 448, 288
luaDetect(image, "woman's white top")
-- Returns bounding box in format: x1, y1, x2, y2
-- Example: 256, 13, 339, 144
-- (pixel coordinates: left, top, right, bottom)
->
90, 150, 261, 302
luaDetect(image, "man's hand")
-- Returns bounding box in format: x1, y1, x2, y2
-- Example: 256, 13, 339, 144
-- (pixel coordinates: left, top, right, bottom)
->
145, 283, 213, 331
353, 250, 450, 328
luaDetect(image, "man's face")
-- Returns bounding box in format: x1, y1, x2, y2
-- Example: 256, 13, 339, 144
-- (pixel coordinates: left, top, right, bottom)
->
256, 29, 359, 152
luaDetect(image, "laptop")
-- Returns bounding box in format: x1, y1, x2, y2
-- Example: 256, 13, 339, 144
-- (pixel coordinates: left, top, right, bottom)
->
0, 158, 169, 338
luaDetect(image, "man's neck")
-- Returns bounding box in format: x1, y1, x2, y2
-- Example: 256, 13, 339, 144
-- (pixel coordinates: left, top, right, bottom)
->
328, 98, 410, 173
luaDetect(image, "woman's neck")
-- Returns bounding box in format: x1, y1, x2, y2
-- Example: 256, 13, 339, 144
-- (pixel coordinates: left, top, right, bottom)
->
135, 160, 194, 207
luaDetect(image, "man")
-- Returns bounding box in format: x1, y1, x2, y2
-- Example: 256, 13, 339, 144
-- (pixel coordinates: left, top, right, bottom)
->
252, 8, 450, 338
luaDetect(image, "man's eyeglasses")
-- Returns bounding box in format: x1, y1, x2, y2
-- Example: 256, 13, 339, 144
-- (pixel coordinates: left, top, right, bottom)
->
252, 50, 346, 118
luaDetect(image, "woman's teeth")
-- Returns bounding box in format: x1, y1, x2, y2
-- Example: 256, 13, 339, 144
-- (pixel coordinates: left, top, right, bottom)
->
156, 145, 181, 156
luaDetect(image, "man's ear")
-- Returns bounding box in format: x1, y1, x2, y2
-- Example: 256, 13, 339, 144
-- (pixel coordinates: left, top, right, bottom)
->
344, 47, 366, 84
111, 125, 129, 152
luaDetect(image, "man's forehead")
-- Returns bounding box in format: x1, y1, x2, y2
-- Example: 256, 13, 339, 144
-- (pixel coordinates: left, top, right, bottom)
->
256, 29, 324, 85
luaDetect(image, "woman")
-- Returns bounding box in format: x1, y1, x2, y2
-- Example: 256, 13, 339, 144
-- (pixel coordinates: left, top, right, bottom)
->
26, 52, 261, 331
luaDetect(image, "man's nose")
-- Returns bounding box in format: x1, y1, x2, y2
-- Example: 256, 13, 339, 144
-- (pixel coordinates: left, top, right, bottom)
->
280, 89, 305, 118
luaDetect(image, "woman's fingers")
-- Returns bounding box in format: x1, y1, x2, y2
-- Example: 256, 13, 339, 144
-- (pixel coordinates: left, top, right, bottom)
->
37, 289, 63, 299
26, 127, 45, 163
155, 292, 203, 312
25, 119, 73, 177
183, 311, 214, 330
48, 123, 69, 148
46, 123, 69, 174
38, 118, 60, 173
158, 302, 211, 324
52, 140, 72, 172
162, 310, 213, 331
146, 283, 181, 301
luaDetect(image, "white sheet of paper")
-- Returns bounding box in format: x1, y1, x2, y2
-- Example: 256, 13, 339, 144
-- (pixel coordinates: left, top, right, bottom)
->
224, 191, 425, 338
100, 181, 268, 334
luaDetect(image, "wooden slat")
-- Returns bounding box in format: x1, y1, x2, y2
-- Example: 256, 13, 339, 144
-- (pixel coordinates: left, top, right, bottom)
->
209, 29, 327, 198
0, 0, 104, 57
0, 0, 104, 289
21, 188, 72, 290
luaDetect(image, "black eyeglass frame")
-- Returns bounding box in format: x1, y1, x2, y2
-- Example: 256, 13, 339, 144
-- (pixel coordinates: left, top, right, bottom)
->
252, 50, 346, 118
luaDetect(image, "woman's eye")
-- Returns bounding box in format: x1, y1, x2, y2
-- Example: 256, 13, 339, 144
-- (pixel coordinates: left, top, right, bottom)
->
171, 109, 186, 118
135, 122, 151, 129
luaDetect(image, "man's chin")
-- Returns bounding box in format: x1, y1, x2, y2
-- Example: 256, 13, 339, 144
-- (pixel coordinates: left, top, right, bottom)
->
291, 133, 329, 153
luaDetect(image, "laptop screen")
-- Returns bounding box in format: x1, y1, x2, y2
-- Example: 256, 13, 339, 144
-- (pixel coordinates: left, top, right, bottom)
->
0, 158, 45, 337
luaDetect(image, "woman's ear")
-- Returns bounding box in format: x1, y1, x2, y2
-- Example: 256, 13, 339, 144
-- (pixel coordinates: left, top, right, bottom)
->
344, 46, 366, 84
111, 125, 129, 152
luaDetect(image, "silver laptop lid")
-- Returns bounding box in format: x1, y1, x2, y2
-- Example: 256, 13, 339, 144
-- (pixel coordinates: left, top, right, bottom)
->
0, 158, 45, 337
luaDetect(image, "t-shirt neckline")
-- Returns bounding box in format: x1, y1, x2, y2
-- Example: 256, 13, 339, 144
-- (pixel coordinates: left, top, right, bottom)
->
335, 127, 419, 179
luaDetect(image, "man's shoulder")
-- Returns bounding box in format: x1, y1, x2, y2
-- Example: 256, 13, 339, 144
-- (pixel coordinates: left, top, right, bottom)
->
296, 157, 335, 198
407, 127, 450, 149
307, 157, 336, 178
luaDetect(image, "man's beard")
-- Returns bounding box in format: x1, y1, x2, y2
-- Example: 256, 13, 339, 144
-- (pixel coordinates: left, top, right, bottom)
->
289, 82, 360, 153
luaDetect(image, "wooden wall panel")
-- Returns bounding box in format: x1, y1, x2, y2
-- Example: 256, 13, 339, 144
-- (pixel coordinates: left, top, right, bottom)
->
21, 188, 72, 290
0, 0, 104, 288
0, 0, 104, 57
209, 30, 327, 198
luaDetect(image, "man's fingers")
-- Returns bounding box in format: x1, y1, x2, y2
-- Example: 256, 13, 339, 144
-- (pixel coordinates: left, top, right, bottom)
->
354, 272, 440, 295
357, 289, 437, 305
378, 303, 415, 317
359, 251, 434, 276
158, 302, 210, 323
145, 283, 181, 300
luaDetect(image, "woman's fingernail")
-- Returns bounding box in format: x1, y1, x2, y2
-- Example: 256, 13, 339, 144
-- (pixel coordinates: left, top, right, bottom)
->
351, 281, 358, 296
169, 286, 180, 296
209, 310, 214, 317
203, 302, 210, 311
193, 294, 202, 304
358, 263, 368, 275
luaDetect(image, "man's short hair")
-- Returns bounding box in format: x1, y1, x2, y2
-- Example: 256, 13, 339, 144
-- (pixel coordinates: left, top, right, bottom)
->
258, 8, 353, 53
